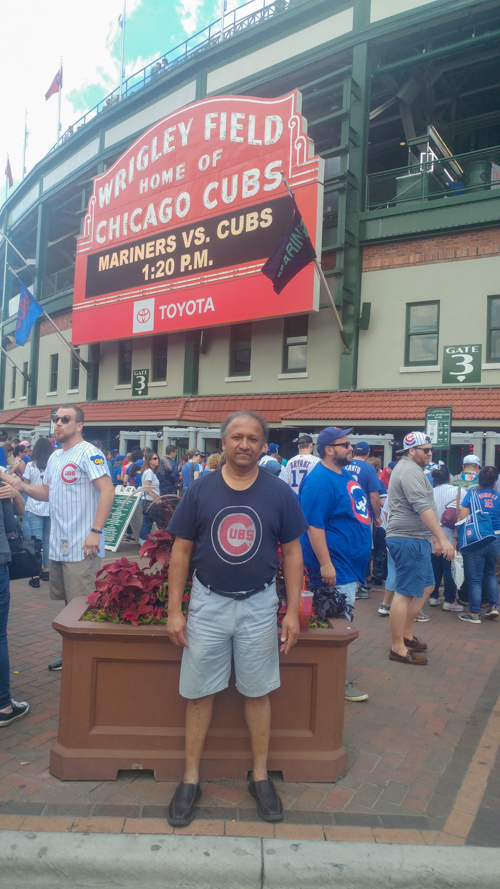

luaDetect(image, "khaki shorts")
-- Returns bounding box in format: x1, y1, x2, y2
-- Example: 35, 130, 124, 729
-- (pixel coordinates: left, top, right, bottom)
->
49, 558, 101, 604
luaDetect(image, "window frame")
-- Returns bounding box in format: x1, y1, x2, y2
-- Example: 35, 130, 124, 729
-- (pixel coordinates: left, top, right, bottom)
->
283, 315, 309, 374
405, 301, 440, 367
152, 334, 168, 382
487, 295, 500, 363
10, 367, 16, 400
118, 339, 132, 385
229, 323, 252, 377
70, 349, 80, 390
22, 362, 28, 397
49, 353, 59, 392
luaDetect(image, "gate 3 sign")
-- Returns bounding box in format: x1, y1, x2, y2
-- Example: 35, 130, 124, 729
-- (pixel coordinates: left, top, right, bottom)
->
442, 344, 482, 385
72, 92, 323, 345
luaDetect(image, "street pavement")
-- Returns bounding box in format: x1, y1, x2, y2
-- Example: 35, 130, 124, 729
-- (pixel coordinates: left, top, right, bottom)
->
1, 541, 499, 885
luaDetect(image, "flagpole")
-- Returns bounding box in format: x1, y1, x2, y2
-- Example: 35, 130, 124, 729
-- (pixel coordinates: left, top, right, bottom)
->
279, 172, 350, 355
5, 259, 90, 377
57, 58, 62, 144
220, 0, 225, 39
22, 110, 28, 180
120, 1, 126, 99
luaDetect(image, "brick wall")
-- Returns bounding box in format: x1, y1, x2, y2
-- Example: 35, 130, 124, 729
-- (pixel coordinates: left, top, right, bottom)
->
362, 228, 500, 271
39, 310, 72, 337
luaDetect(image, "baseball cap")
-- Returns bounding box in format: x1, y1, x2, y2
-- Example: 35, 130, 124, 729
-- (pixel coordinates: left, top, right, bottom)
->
463, 454, 481, 466
19, 440, 30, 447
267, 443, 279, 454
134, 458, 144, 467
316, 426, 353, 452
353, 440, 370, 453
388, 461, 397, 469
396, 431, 432, 455
112, 448, 119, 455
294, 434, 313, 444
262, 458, 282, 476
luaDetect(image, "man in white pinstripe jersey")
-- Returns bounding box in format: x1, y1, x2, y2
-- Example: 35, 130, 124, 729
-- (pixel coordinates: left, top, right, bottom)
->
2, 405, 114, 671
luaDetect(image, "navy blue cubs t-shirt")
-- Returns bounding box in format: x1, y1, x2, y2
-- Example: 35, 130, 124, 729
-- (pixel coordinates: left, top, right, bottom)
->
167, 468, 308, 592
300, 463, 372, 585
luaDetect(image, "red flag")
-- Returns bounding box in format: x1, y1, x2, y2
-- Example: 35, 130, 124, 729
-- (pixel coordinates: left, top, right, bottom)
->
45, 67, 63, 101
5, 157, 13, 188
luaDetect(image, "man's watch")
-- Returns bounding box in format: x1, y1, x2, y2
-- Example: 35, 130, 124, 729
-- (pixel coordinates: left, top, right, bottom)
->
90, 528, 102, 534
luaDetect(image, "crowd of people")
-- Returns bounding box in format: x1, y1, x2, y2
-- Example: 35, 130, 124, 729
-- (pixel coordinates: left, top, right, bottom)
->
0, 407, 498, 829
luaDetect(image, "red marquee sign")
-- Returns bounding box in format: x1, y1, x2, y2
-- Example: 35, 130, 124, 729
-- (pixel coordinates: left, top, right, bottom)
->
72, 91, 323, 344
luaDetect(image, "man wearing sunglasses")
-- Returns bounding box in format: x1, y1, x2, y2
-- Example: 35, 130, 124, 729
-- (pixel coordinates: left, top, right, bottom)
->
1, 405, 114, 671
299, 426, 372, 702
386, 431, 455, 665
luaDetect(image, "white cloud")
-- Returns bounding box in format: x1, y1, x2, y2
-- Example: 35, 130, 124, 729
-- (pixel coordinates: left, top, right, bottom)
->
176, 0, 205, 36
0, 0, 142, 196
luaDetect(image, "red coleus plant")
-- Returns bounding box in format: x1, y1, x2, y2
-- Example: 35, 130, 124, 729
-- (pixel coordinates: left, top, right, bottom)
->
85, 527, 186, 626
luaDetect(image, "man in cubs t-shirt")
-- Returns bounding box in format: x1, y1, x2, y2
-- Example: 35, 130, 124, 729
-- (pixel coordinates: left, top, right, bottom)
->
166, 411, 307, 829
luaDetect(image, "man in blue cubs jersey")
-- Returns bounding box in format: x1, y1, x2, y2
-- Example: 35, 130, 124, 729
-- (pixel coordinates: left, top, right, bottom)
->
300, 426, 372, 703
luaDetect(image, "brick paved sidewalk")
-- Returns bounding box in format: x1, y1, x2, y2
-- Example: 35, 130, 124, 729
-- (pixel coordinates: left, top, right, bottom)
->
1, 550, 499, 846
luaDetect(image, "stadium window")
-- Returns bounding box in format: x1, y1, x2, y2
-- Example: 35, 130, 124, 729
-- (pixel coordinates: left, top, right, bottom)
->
229, 323, 252, 376
487, 295, 500, 362
49, 354, 59, 392
152, 335, 168, 381
22, 362, 28, 397
118, 339, 132, 384
405, 302, 439, 366
283, 315, 308, 373
70, 349, 80, 390
10, 367, 16, 400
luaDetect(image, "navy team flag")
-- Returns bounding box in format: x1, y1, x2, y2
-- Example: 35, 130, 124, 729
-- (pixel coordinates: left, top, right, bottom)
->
15, 279, 43, 346
261, 200, 316, 294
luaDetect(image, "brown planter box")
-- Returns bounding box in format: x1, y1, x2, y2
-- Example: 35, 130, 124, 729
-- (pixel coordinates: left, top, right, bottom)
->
50, 597, 358, 783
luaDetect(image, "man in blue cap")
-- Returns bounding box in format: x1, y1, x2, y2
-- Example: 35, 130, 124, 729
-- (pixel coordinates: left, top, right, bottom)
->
299, 426, 372, 702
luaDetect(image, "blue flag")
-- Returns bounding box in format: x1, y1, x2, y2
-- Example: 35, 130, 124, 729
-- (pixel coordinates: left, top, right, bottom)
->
15, 281, 43, 346
261, 201, 316, 295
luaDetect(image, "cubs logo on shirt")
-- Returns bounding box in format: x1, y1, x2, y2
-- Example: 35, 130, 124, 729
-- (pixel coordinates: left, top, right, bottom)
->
60, 462, 82, 484
211, 506, 262, 564
90, 455, 105, 466
346, 479, 370, 525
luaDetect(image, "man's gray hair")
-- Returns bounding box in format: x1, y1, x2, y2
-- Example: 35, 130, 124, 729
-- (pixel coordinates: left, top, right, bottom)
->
220, 411, 269, 441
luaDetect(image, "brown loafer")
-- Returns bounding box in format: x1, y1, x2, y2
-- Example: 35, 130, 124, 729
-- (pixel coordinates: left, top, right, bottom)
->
389, 649, 428, 665
249, 778, 284, 822
167, 782, 201, 827
404, 636, 428, 651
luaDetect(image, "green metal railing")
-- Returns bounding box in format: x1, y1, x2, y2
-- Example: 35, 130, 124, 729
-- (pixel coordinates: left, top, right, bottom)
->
366, 146, 500, 211
58, 1, 293, 143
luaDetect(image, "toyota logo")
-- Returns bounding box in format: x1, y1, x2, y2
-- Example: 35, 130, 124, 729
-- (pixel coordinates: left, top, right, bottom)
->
136, 307, 151, 324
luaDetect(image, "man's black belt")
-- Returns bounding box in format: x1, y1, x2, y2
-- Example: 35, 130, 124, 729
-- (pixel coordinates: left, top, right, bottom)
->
195, 573, 275, 600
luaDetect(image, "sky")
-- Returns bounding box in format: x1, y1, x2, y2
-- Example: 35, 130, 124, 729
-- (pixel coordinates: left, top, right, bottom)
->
1, 0, 269, 201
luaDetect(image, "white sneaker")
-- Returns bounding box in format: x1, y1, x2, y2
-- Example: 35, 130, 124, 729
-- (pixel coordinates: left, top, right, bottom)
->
378, 603, 390, 616
442, 601, 463, 612
429, 597, 440, 607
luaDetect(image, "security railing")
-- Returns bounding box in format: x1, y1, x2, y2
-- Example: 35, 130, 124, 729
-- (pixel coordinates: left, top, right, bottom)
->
42, 265, 76, 298
366, 146, 500, 211
59, 0, 293, 142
